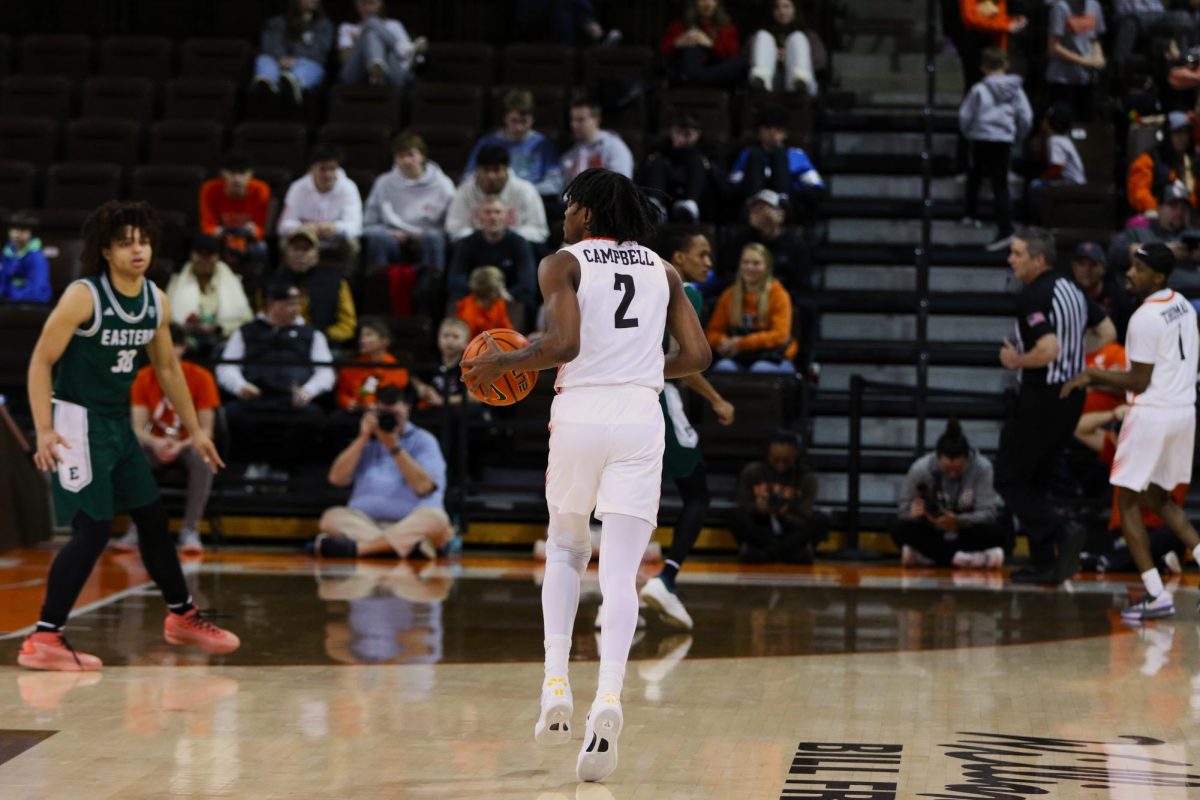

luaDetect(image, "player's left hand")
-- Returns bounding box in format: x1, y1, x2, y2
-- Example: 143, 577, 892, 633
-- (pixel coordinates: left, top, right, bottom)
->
192, 433, 225, 474
460, 332, 505, 393
1060, 371, 1091, 398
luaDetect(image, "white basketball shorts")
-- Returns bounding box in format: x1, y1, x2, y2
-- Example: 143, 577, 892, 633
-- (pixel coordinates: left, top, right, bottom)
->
545, 385, 665, 527
1110, 404, 1196, 493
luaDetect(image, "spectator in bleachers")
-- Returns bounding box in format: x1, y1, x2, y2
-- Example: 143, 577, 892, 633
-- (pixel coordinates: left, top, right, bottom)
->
199, 150, 272, 275
1126, 112, 1196, 218
891, 419, 1005, 569
447, 196, 537, 313
335, 317, 409, 412
1044, 0, 1106, 123
561, 98, 635, 183
729, 106, 826, 220
1109, 180, 1191, 275
217, 280, 335, 477
1070, 241, 1137, 341
512, 0, 621, 46
748, 0, 819, 96
661, 0, 748, 89
278, 144, 364, 259
445, 145, 549, 244
957, 0, 1027, 89
413, 317, 477, 410
1111, 0, 1194, 76
464, 89, 563, 199
958, 47, 1031, 244
337, 0, 426, 88
314, 385, 452, 558
724, 189, 817, 373
363, 132, 455, 276
707, 243, 797, 373
456, 266, 514, 339
0, 213, 50, 305
1027, 103, 1086, 224
253, 0, 335, 104
732, 431, 826, 563
643, 113, 719, 224
166, 234, 254, 358
115, 323, 219, 556
279, 229, 357, 347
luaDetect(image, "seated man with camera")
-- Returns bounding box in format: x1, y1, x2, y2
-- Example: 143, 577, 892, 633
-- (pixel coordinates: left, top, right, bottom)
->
312, 386, 453, 559
891, 420, 1005, 569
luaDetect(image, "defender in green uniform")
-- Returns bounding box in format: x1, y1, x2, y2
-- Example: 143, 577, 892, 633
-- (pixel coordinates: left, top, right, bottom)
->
20, 201, 240, 672
640, 231, 735, 631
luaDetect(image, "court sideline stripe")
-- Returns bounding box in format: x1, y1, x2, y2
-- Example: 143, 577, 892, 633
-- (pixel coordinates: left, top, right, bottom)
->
0, 580, 155, 640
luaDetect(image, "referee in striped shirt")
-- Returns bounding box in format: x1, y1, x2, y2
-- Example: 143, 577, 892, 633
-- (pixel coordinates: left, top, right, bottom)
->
997, 228, 1116, 584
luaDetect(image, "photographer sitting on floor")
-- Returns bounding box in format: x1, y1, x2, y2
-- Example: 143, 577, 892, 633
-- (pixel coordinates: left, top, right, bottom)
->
312, 386, 453, 559
891, 419, 1006, 569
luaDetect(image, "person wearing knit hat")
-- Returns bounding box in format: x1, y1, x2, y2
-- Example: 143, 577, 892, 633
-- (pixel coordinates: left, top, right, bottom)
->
1061, 238, 1200, 622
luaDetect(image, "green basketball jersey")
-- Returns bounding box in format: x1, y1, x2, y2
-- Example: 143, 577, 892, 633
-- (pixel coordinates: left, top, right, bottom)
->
53, 273, 162, 419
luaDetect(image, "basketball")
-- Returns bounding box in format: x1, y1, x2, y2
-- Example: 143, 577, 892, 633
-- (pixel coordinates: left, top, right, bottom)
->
462, 328, 538, 406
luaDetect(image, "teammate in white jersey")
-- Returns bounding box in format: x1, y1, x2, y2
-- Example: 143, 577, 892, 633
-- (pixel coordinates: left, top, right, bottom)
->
1063, 242, 1200, 621
462, 168, 711, 782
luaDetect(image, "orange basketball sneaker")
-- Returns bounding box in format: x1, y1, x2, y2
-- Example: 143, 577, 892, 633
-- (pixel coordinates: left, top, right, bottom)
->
164, 609, 241, 654
17, 632, 103, 671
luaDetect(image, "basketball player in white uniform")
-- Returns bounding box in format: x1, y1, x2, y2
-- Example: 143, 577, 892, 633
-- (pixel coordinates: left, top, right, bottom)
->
462, 168, 712, 782
1063, 242, 1200, 621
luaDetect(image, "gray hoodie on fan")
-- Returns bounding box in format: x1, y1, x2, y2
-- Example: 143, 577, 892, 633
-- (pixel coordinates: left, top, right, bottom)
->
958, 73, 1033, 145
363, 161, 456, 237
896, 451, 999, 526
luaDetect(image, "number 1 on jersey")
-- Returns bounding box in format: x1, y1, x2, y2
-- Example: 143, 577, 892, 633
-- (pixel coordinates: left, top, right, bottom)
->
613, 273, 639, 329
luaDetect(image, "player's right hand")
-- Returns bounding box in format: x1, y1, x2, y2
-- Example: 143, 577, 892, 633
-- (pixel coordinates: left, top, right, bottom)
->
33, 429, 69, 472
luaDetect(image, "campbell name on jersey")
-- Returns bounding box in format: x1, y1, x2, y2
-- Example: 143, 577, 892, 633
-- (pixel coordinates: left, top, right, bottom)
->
556, 238, 670, 394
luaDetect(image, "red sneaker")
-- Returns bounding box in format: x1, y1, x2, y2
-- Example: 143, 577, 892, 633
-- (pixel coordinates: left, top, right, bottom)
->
17, 632, 103, 671
164, 609, 241, 655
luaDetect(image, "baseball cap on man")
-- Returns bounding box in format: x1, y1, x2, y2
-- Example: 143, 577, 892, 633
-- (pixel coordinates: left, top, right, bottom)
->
1071, 241, 1105, 265
287, 229, 320, 247
749, 189, 783, 209
1133, 241, 1176, 275
264, 280, 301, 301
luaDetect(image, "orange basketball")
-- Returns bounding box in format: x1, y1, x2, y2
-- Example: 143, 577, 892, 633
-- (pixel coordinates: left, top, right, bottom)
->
462, 328, 538, 406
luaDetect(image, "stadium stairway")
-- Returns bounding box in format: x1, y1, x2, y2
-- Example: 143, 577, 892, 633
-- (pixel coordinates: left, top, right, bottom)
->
807, 0, 1017, 529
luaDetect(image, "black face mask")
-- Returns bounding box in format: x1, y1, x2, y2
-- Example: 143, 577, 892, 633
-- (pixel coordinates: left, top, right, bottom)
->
377, 411, 399, 433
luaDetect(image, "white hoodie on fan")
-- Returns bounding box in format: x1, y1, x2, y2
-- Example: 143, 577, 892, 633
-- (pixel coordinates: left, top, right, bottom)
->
277, 167, 363, 238
363, 161, 455, 237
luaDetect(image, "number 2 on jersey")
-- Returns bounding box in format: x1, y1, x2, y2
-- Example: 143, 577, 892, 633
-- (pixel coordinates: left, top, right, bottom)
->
613, 273, 639, 329
111, 349, 137, 374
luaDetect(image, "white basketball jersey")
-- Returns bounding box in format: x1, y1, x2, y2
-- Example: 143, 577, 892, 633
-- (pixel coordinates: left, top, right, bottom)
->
1126, 289, 1198, 408
554, 238, 670, 393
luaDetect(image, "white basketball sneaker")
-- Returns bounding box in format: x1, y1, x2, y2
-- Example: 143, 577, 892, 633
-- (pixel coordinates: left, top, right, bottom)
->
534, 676, 573, 745
577, 693, 623, 782
1122, 593, 1175, 622
640, 577, 693, 631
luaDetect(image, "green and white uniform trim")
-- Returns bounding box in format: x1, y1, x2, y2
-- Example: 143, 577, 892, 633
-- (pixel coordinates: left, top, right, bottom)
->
660, 283, 704, 481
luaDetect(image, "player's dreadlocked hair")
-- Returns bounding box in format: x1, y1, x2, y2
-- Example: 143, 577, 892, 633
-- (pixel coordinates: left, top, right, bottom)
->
81, 200, 161, 276
563, 168, 659, 244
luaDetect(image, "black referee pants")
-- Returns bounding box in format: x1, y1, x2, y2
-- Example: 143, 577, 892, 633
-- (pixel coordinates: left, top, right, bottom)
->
994, 385, 1085, 570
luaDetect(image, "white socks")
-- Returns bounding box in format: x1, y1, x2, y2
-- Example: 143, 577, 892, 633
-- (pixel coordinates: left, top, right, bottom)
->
595, 512, 655, 700
1142, 567, 1166, 598
544, 634, 571, 678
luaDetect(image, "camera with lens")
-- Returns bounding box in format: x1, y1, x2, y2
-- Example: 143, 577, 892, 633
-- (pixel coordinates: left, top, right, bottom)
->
377, 411, 399, 433
916, 482, 941, 516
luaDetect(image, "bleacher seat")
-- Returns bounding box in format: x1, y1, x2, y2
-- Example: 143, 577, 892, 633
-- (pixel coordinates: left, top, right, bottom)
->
80, 76, 155, 121
317, 123, 392, 173
164, 78, 238, 126
502, 44, 577, 86
149, 120, 224, 171
1, 76, 73, 123
64, 118, 141, 169
662, 89, 730, 143
0, 161, 37, 210
0, 35, 12, 79
132, 164, 207, 226
582, 45, 654, 87
1071, 122, 1115, 185
1043, 184, 1116, 231
420, 43, 495, 85
344, 168, 378, 205
180, 38, 252, 81
488, 84, 566, 134
389, 315, 436, 362
0, 306, 51, 390
615, 129, 645, 169
46, 163, 123, 211
694, 374, 796, 464
407, 124, 476, 181
99, 36, 173, 78
19, 35, 92, 81
328, 85, 399, 129
43, 237, 84, 296
0, 118, 58, 168
741, 91, 814, 145
410, 83, 484, 130
233, 122, 309, 173
251, 164, 296, 203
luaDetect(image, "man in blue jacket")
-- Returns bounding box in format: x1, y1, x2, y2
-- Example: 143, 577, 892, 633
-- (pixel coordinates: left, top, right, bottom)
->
0, 214, 51, 304
729, 106, 825, 221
